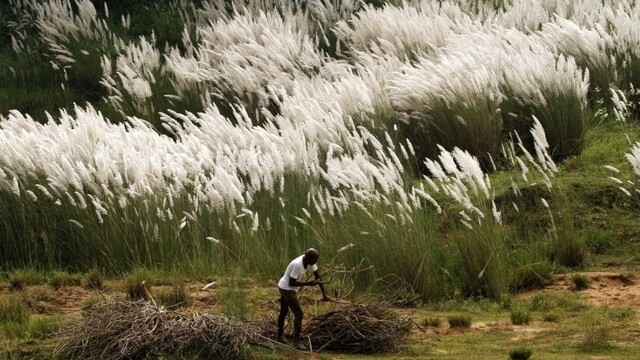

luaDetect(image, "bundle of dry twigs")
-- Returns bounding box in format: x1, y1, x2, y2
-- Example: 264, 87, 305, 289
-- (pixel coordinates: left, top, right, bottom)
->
303, 302, 412, 353
55, 300, 264, 360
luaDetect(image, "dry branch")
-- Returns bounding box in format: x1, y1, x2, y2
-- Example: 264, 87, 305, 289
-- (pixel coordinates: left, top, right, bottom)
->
303, 302, 412, 353
55, 300, 264, 360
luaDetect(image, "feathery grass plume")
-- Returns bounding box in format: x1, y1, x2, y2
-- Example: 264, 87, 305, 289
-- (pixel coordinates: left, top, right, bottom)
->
197, 0, 360, 55
498, 40, 588, 161
389, 48, 504, 169
31, 0, 121, 98
164, 8, 324, 124
334, 1, 476, 60
538, 17, 615, 103
100, 36, 174, 126
425, 146, 506, 298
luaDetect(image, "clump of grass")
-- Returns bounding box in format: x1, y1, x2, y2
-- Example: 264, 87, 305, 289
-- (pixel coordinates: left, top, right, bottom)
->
0, 294, 29, 324
581, 320, 611, 351
580, 228, 613, 254
85, 267, 103, 289
510, 308, 532, 325
8, 269, 44, 290
221, 280, 247, 320
157, 281, 190, 309
48, 270, 82, 290
542, 312, 561, 322
420, 317, 442, 328
509, 346, 533, 360
499, 294, 513, 310
447, 314, 472, 329
125, 268, 155, 300
571, 274, 591, 290
509, 261, 554, 292
28, 316, 62, 339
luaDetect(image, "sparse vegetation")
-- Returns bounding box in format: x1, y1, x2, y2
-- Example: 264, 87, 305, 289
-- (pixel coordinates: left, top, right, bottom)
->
581, 319, 612, 351
0, 294, 28, 324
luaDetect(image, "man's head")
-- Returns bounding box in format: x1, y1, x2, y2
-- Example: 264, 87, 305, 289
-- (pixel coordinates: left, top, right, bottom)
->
304, 248, 320, 265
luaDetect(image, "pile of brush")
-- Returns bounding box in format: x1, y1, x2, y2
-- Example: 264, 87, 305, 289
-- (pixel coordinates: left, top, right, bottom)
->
303, 302, 412, 353
55, 300, 263, 360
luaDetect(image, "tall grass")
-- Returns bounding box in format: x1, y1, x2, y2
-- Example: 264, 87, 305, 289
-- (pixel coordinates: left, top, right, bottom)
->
2, 0, 639, 301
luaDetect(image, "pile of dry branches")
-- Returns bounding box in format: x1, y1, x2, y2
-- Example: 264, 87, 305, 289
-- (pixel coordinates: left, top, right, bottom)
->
303, 302, 412, 353
55, 300, 263, 360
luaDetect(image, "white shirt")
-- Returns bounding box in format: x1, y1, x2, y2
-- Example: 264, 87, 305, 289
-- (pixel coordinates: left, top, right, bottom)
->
278, 255, 318, 292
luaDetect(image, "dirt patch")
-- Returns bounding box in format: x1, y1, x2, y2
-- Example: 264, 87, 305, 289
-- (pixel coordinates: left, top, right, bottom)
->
543, 272, 639, 308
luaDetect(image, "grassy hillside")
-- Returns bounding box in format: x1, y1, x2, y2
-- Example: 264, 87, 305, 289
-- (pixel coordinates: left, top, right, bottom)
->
2, 1, 640, 359
1, 0, 639, 301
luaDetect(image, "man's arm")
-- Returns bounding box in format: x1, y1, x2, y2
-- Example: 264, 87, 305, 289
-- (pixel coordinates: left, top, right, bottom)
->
288, 276, 317, 288
313, 270, 330, 301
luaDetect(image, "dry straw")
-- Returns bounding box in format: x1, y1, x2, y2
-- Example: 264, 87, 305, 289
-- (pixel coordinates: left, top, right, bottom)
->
56, 300, 263, 360
303, 302, 412, 353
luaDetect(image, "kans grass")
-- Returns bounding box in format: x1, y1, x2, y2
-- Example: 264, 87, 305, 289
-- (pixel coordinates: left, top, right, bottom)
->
1, 1, 640, 357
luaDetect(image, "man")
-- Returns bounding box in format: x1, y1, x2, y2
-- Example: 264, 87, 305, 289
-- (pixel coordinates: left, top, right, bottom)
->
277, 248, 330, 347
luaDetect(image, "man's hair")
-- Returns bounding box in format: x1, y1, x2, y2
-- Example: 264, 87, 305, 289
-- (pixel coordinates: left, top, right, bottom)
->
304, 248, 319, 258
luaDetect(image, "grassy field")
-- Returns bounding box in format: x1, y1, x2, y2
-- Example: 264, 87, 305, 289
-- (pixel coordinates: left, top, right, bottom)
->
2, 0, 640, 358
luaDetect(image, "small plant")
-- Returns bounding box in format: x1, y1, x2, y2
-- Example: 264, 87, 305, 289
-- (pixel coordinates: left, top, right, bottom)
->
447, 314, 472, 329
125, 269, 154, 300
157, 281, 190, 308
0, 294, 29, 324
420, 316, 442, 328
571, 274, 591, 290
48, 270, 82, 290
85, 267, 103, 289
510, 308, 531, 325
509, 346, 533, 360
9, 269, 44, 290
581, 320, 611, 351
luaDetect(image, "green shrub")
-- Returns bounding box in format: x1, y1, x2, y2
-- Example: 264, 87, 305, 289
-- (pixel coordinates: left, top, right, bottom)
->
509, 346, 533, 360
510, 308, 531, 325
571, 274, 591, 291
0, 295, 29, 324
447, 314, 472, 329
